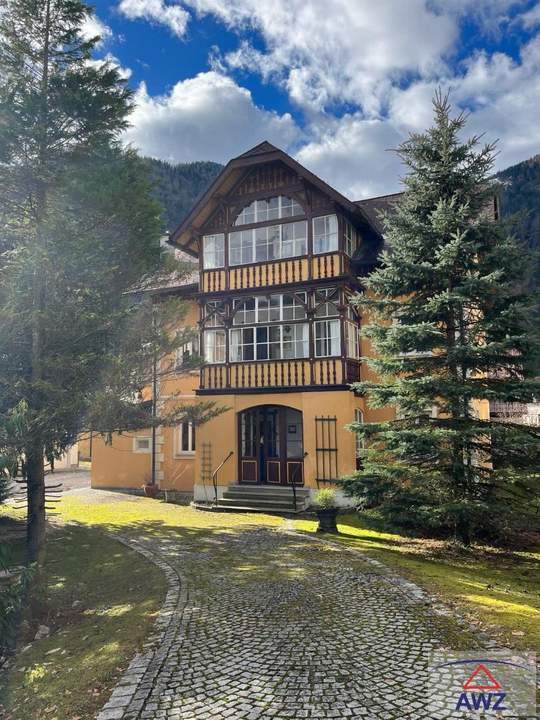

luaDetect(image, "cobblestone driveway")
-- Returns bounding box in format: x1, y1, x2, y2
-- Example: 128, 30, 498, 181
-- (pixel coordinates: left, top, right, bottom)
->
98, 525, 482, 720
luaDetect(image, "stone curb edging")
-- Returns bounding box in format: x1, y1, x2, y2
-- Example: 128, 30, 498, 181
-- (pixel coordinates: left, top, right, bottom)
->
276, 525, 501, 650
96, 535, 188, 720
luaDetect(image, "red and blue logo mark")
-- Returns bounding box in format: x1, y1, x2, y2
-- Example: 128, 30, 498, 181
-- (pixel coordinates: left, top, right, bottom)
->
458, 662, 505, 711
434, 657, 530, 713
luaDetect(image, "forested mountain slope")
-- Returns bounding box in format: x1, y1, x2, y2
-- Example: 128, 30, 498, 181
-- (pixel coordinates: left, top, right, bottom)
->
143, 157, 223, 232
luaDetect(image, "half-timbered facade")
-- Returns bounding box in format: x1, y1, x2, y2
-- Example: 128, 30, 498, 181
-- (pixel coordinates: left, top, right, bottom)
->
91, 142, 396, 507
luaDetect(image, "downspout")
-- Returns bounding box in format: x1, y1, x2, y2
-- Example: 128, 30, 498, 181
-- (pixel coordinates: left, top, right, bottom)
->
151, 302, 157, 487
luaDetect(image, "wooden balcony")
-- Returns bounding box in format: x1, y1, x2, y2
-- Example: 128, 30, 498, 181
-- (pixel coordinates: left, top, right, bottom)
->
199, 358, 360, 393
200, 253, 349, 294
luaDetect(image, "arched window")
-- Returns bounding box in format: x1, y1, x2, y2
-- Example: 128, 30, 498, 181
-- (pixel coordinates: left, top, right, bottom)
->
234, 195, 303, 226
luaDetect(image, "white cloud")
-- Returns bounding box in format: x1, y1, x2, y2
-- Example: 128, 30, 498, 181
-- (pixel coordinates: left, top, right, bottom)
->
296, 117, 403, 199
123, 71, 300, 163
81, 13, 113, 46
118, 0, 189, 37
88, 53, 133, 80
191, 0, 457, 115
299, 35, 540, 198
520, 2, 540, 28
117, 0, 540, 197
388, 37, 540, 169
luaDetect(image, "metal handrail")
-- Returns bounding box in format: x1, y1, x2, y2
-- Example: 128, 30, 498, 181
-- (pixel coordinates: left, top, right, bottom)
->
212, 451, 234, 506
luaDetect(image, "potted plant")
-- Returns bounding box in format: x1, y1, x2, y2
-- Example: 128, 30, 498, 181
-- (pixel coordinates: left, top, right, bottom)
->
314, 488, 339, 533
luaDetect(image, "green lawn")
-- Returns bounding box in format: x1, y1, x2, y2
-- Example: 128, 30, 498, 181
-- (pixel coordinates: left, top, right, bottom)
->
0, 518, 168, 720
294, 512, 540, 651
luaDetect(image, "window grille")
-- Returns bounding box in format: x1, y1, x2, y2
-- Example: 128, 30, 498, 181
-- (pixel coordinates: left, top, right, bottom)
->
315, 416, 338, 484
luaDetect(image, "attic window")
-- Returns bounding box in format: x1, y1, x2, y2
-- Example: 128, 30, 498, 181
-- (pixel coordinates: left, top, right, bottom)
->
234, 196, 303, 226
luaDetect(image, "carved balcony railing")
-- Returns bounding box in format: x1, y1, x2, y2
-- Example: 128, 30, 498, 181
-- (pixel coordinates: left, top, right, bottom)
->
199, 358, 360, 392
200, 253, 349, 294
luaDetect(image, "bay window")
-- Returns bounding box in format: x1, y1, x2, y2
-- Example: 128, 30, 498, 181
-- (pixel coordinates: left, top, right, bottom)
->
233, 293, 306, 325
229, 221, 307, 266
281, 221, 307, 258
204, 300, 225, 326
229, 229, 254, 265
202, 233, 225, 269
345, 321, 360, 359
313, 214, 338, 254
314, 287, 339, 318
204, 329, 226, 363
230, 323, 308, 361
315, 319, 340, 357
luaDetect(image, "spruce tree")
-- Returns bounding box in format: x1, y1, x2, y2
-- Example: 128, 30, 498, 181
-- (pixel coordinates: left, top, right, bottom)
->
343, 93, 540, 544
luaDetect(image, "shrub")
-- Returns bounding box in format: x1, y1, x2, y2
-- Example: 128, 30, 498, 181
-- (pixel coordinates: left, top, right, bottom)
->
314, 488, 338, 510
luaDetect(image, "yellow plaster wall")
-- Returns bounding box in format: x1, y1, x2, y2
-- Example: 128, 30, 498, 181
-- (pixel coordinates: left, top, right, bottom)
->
194, 390, 368, 490
91, 431, 152, 489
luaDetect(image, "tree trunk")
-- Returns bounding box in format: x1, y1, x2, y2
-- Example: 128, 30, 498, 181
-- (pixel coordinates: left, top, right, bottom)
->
26, 443, 46, 565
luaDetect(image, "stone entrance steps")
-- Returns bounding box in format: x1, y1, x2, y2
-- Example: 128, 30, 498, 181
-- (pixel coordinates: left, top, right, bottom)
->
193, 484, 311, 514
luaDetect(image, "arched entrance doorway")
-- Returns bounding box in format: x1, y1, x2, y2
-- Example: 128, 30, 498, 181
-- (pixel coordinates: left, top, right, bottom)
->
238, 405, 304, 485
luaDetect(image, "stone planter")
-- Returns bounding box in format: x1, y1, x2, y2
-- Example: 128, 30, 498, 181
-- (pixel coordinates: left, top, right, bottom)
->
142, 483, 159, 499
316, 508, 339, 533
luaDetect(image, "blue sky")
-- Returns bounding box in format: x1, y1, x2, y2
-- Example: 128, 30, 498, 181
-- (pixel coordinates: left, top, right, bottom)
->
85, 0, 540, 199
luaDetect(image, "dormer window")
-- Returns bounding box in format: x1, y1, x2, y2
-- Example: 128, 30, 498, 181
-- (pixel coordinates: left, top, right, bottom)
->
234, 196, 303, 226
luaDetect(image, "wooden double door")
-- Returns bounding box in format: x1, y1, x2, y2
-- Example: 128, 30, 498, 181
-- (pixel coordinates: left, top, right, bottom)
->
239, 405, 304, 485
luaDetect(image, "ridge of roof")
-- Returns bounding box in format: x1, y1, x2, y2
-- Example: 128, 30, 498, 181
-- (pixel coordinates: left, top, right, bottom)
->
235, 141, 279, 159
355, 191, 403, 204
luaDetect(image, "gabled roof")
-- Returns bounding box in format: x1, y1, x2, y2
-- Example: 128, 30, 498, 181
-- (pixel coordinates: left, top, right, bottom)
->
169, 141, 383, 256
236, 140, 279, 158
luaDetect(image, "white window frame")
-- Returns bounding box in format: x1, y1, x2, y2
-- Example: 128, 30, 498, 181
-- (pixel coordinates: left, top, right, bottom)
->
204, 301, 225, 327
133, 436, 152, 454
234, 195, 303, 226
314, 287, 339, 318
229, 221, 307, 266
202, 233, 225, 269
229, 323, 309, 362
176, 422, 195, 456
233, 293, 306, 325
313, 214, 338, 254
314, 319, 341, 357
344, 220, 357, 256
203, 329, 226, 364
345, 320, 360, 359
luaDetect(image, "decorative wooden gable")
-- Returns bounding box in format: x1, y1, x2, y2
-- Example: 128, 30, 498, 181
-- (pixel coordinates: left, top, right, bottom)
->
235, 161, 299, 197
201, 204, 227, 233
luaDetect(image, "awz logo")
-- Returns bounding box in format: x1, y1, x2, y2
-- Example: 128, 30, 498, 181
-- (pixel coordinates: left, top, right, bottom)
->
455, 663, 506, 712
455, 692, 506, 711
430, 651, 536, 719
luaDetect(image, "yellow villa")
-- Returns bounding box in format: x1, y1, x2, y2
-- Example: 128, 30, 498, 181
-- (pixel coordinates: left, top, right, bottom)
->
91, 141, 405, 510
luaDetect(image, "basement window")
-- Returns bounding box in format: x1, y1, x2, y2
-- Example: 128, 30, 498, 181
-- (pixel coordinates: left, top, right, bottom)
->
133, 437, 152, 453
